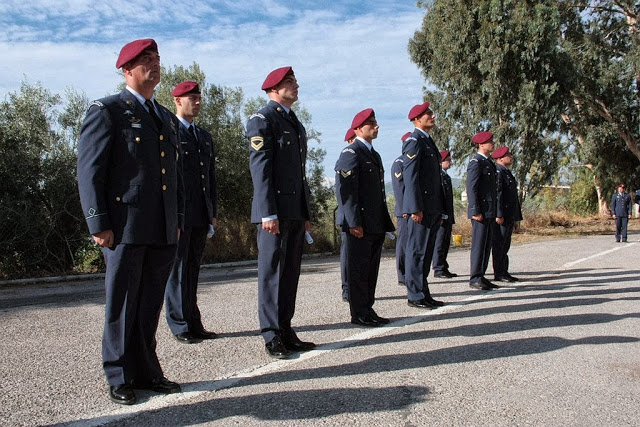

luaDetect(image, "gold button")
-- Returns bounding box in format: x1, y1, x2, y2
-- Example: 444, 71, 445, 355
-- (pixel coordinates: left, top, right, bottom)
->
135, 137, 140, 143
162, 168, 166, 174
287, 141, 290, 145
115, 196, 121, 202
200, 162, 204, 166
185, 151, 189, 155
161, 151, 165, 157
277, 190, 281, 194
162, 185, 167, 191
201, 174, 205, 179
159, 135, 164, 141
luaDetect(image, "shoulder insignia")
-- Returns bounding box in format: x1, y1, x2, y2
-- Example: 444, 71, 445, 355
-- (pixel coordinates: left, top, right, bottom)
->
405, 136, 417, 142
341, 148, 356, 154
249, 113, 266, 121
470, 158, 478, 163
89, 100, 104, 108
406, 153, 417, 160
394, 158, 404, 163
250, 136, 264, 150
340, 170, 352, 178
123, 109, 133, 115
394, 172, 402, 178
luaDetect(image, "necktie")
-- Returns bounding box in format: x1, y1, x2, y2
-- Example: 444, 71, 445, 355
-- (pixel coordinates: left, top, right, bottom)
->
145, 99, 163, 130
189, 124, 197, 141
289, 110, 299, 126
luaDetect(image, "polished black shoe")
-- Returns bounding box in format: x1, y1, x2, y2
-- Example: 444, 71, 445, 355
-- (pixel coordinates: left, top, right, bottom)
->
469, 281, 492, 291
265, 336, 290, 359
425, 297, 445, 307
505, 274, 519, 282
109, 384, 136, 405
174, 332, 199, 344
351, 316, 382, 327
369, 309, 390, 324
282, 336, 316, 352
407, 298, 437, 309
191, 329, 217, 340
482, 277, 500, 289
434, 270, 458, 278
134, 377, 181, 394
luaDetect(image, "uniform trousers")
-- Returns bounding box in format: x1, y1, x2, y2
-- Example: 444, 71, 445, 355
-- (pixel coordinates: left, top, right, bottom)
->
432, 218, 452, 273
395, 217, 407, 284
615, 216, 629, 241
405, 214, 440, 301
165, 225, 208, 335
256, 219, 305, 342
470, 218, 493, 284
345, 231, 385, 318
340, 231, 349, 299
491, 221, 514, 278
102, 243, 176, 386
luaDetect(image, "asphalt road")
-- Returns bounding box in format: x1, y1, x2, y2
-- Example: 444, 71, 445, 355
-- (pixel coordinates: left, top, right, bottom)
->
1, 232, 639, 426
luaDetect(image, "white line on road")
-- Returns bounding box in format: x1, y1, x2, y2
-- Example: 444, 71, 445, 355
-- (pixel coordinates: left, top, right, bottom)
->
562, 242, 636, 268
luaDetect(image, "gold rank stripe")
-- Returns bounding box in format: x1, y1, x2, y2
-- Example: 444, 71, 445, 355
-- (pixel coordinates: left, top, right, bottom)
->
406, 153, 417, 160
340, 170, 352, 178
250, 136, 264, 150
394, 172, 402, 178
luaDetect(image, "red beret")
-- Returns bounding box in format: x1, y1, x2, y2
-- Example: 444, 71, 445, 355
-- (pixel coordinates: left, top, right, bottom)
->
472, 131, 494, 144
171, 81, 201, 97
491, 146, 510, 159
261, 66, 293, 90
351, 108, 375, 129
401, 132, 412, 142
116, 39, 158, 69
408, 102, 430, 120
440, 150, 451, 161
618, 183, 626, 188
344, 128, 356, 142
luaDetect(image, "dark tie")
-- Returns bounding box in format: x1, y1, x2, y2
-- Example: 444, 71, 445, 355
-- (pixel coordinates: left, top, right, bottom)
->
289, 110, 299, 126
189, 124, 197, 141
144, 99, 163, 130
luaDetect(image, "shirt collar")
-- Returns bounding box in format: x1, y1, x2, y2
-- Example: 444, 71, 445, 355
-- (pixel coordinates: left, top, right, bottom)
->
415, 128, 430, 139
356, 136, 372, 151
274, 101, 290, 114
176, 115, 194, 130
477, 152, 489, 159
126, 86, 154, 108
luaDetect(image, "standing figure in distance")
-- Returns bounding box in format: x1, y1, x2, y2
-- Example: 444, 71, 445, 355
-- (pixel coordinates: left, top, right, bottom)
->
402, 102, 446, 309
611, 183, 632, 243
391, 131, 412, 286
335, 108, 395, 327
164, 81, 218, 343
491, 146, 522, 282
432, 150, 458, 279
340, 128, 357, 302
466, 131, 499, 291
247, 66, 315, 359
77, 39, 184, 405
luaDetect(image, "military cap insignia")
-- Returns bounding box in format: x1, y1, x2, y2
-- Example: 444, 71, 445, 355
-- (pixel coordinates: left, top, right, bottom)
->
251, 136, 264, 150
394, 172, 402, 178
340, 170, 352, 178
406, 153, 417, 160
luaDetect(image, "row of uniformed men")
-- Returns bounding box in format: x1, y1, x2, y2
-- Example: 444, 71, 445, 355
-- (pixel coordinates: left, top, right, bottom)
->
333, 103, 523, 328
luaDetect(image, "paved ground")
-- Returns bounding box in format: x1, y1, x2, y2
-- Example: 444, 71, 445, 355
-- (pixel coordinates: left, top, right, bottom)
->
1, 232, 639, 426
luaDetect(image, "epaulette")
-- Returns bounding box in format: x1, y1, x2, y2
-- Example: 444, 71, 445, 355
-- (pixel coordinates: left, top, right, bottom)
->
249, 113, 266, 121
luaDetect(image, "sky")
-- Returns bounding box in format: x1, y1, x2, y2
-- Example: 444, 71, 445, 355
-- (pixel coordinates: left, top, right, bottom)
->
0, 0, 447, 178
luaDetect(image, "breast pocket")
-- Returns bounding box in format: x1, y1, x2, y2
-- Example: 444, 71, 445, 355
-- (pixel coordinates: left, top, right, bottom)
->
121, 128, 142, 158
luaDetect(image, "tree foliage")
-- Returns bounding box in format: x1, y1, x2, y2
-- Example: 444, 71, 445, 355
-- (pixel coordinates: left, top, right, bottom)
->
409, 0, 573, 202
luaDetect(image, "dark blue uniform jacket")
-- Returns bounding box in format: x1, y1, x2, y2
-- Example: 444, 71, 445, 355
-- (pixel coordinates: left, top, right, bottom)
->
391, 156, 405, 218
496, 164, 522, 222
466, 153, 497, 219
401, 130, 444, 216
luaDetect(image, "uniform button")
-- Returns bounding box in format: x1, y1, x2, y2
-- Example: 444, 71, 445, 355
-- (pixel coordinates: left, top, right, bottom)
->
185, 151, 189, 155
287, 141, 290, 145
115, 196, 121, 202
159, 135, 164, 141
303, 177, 306, 181
203, 187, 206, 191
162, 185, 167, 191
198, 149, 200, 153
162, 168, 166, 174
300, 149, 302, 153
161, 151, 165, 157
200, 162, 204, 166
135, 137, 141, 143
201, 174, 205, 179
277, 190, 281, 194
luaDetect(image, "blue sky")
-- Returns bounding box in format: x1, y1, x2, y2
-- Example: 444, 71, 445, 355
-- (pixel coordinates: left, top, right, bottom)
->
0, 1, 449, 177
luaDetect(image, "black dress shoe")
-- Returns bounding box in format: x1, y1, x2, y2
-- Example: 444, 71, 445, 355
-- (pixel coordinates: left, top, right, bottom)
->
191, 329, 217, 340
482, 277, 500, 289
109, 384, 136, 405
505, 274, 519, 282
425, 297, 445, 307
469, 281, 491, 290
265, 336, 290, 359
407, 298, 437, 309
174, 332, 199, 344
434, 270, 457, 278
369, 309, 390, 324
282, 336, 316, 352
134, 377, 181, 394
351, 316, 382, 327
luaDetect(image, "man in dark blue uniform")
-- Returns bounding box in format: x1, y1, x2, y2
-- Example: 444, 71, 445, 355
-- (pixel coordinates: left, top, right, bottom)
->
402, 102, 446, 309
391, 132, 412, 286
164, 81, 218, 343
611, 183, 632, 242
247, 66, 315, 359
77, 39, 184, 405
340, 128, 357, 302
466, 131, 499, 291
335, 108, 395, 327
432, 150, 458, 278
491, 146, 522, 282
